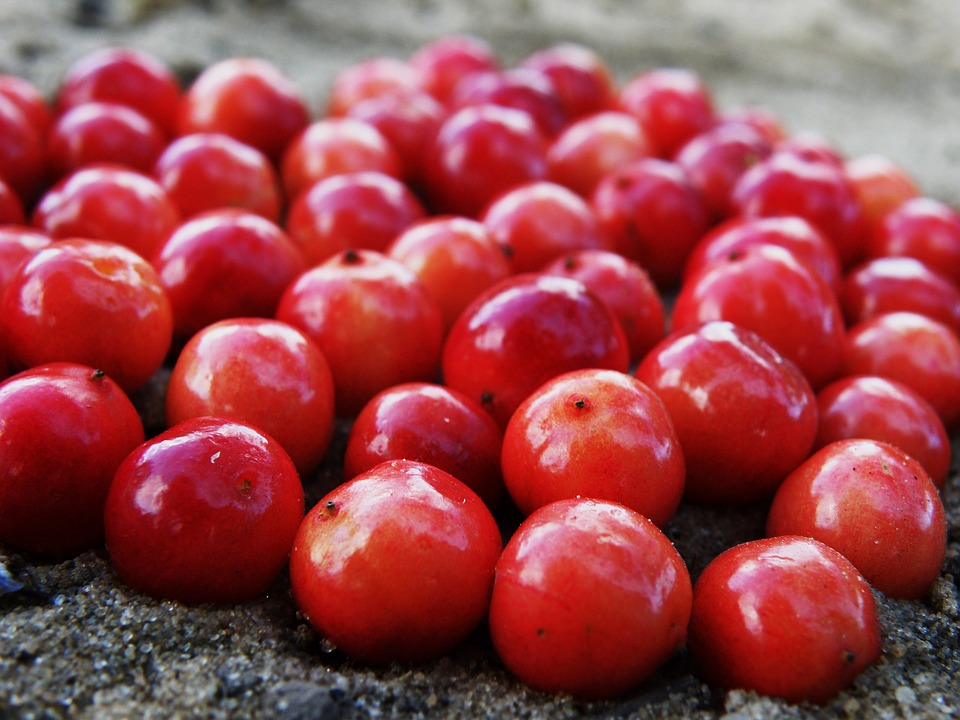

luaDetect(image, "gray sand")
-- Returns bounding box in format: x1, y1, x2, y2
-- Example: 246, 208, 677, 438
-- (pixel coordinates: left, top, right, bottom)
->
1, 2, 959, 718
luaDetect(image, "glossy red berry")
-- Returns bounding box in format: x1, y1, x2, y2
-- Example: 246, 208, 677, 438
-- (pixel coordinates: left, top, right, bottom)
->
285, 170, 425, 267
501, 368, 685, 526
280, 117, 402, 200
152, 209, 306, 340
276, 249, 443, 417
289, 459, 502, 664
1, 238, 173, 393
843, 311, 960, 431
344, 382, 504, 508
386, 216, 511, 334
672, 243, 846, 390
815, 375, 951, 489
619, 67, 715, 159
541, 248, 665, 362
767, 438, 947, 599
689, 535, 881, 704
635, 321, 817, 504
422, 104, 548, 217
408, 34, 499, 106
176, 57, 309, 161
489, 498, 692, 700
519, 43, 616, 122
441, 273, 630, 428
153, 132, 281, 221
32, 165, 180, 261
0, 363, 145, 558
105, 417, 304, 604
46, 101, 165, 179
166, 318, 335, 477
481, 180, 606, 273
55, 46, 180, 137
591, 157, 711, 289
867, 196, 960, 287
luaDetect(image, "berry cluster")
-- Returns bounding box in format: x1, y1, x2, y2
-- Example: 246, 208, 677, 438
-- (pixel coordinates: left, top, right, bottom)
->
0, 35, 956, 705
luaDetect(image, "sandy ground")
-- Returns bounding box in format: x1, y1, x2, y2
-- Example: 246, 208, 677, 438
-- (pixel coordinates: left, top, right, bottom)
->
1, 1, 959, 718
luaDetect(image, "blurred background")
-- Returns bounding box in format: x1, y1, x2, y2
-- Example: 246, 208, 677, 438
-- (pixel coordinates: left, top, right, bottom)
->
1, 0, 958, 204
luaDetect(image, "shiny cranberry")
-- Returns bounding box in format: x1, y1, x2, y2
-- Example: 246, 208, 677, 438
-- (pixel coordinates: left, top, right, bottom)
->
276, 249, 444, 417
481, 180, 606, 273
843, 311, 960, 431
280, 117, 402, 200
501, 368, 685, 526
0, 93, 45, 203
689, 536, 881, 703
547, 111, 650, 198
166, 318, 336, 477
519, 43, 616, 121
346, 88, 447, 189
46, 101, 166, 179
840, 256, 960, 337
153, 209, 306, 340
541, 249, 665, 362
674, 121, 773, 221
868, 196, 960, 287
618, 67, 715, 159
0, 74, 52, 137
408, 35, 500, 106
105, 417, 304, 604
55, 47, 180, 137
635, 321, 817, 504
591, 157, 711, 289
422, 104, 548, 217
672, 243, 846, 390
0, 362, 145, 558
441, 273, 629, 428
325, 56, 421, 116
344, 382, 504, 508
177, 57, 309, 161
684, 215, 843, 294
815, 375, 951, 489
767, 438, 947, 599
285, 171, 425, 267
32, 165, 180, 260
451, 68, 566, 137
731, 151, 868, 269
153, 132, 281, 221
0, 226, 51, 294
386, 215, 511, 333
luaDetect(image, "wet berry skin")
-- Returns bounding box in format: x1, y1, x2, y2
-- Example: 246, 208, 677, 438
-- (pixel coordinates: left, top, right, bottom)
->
289, 459, 502, 664
489, 497, 692, 700
104, 417, 304, 604
689, 535, 881, 704
0, 362, 145, 558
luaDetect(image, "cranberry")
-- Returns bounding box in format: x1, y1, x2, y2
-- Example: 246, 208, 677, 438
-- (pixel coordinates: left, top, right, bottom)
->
325, 56, 421, 116
672, 243, 846, 390
767, 438, 947, 599
501, 368, 685, 526
635, 321, 817, 504
618, 67, 715, 159
177, 57, 309, 161
450, 68, 566, 138
408, 34, 500, 106
422, 104, 548, 217
591, 157, 711, 289
481, 180, 606, 273
56, 46, 180, 137
489, 498, 691, 700
284, 170, 425, 267
868, 196, 960, 287
547, 110, 650, 198
0, 362, 145, 558
441, 273, 629, 428
280, 117, 402, 200
289, 459, 502, 664
105, 417, 304, 604
689, 535, 881, 703
519, 43, 616, 121
153, 132, 281, 221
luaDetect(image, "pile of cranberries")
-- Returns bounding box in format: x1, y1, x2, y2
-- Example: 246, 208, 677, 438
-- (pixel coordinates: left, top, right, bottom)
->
0, 34, 957, 705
